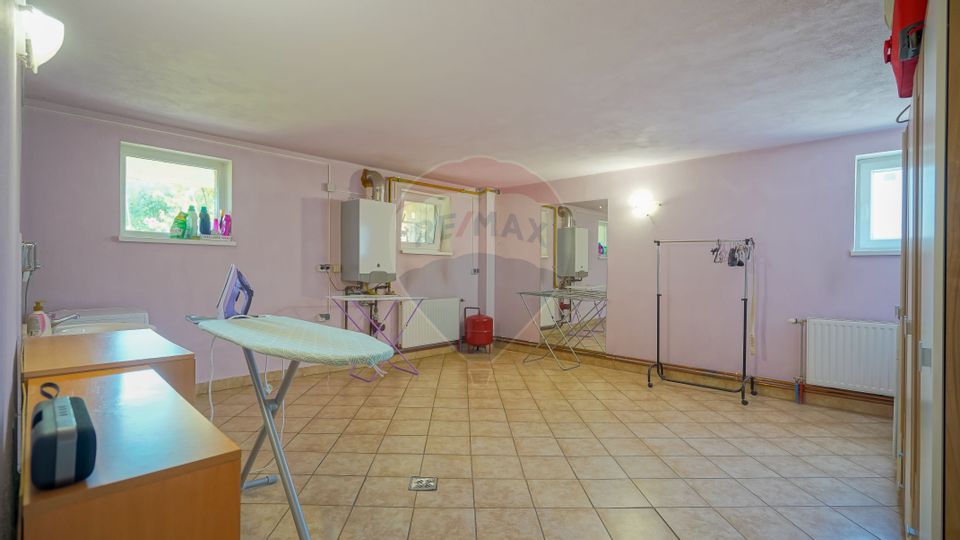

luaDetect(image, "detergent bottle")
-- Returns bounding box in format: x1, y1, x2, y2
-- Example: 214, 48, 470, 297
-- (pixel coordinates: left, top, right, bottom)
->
26, 301, 52, 336
199, 206, 211, 235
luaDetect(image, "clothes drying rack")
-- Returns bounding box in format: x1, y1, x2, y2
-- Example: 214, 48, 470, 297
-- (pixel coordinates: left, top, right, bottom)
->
517, 288, 608, 370
647, 238, 757, 405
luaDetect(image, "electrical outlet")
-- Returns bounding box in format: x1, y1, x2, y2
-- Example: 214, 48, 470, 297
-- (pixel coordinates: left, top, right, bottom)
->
316, 264, 332, 273
316, 313, 331, 321
331, 264, 341, 273
324, 182, 337, 192
471, 268, 480, 275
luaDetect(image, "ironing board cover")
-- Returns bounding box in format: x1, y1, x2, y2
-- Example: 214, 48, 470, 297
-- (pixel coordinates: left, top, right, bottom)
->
197, 315, 395, 367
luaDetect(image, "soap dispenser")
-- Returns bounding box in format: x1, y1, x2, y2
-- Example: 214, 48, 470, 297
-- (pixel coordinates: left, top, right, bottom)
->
26, 301, 52, 337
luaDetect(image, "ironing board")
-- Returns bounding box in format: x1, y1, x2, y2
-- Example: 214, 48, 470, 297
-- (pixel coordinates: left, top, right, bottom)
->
195, 315, 395, 540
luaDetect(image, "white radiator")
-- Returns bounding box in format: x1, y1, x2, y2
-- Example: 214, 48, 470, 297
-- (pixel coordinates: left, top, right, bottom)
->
400, 297, 461, 349
804, 318, 898, 396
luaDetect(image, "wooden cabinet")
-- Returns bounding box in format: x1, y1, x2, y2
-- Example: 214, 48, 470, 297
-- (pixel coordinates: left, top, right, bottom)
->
23, 329, 196, 399
21, 369, 240, 540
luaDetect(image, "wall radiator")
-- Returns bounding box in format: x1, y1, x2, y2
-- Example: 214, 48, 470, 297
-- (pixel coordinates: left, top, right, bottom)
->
804, 318, 898, 396
400, 297, 461, 349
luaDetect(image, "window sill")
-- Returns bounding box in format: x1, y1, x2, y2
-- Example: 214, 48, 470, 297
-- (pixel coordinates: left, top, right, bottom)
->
850, 249, 900, 257
118, 235, 237, 247
401, 248, 452, 256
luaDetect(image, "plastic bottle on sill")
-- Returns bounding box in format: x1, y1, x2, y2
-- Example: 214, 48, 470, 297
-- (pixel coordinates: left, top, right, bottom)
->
199, 206, 211, 236
186, 205, 199, 239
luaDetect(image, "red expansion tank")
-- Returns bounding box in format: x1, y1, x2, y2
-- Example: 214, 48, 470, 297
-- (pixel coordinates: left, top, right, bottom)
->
463, 307, 493, 352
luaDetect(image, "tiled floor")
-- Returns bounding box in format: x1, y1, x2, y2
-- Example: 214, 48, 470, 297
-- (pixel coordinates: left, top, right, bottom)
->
194, 347, 902, 540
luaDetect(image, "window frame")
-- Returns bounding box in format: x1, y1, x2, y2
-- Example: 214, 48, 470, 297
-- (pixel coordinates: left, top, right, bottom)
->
399, 189, 452, 255
852, 150, 903, 256
119, 142, 233, 243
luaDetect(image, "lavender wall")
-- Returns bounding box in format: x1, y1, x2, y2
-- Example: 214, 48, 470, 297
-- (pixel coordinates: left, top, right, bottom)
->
496, 130, 902, 381
20, 104, 480, 383
1, 1, 19, 536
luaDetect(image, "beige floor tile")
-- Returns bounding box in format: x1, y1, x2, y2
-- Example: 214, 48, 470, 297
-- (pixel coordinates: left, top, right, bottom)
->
643, 438, 700, 456
754, 455, 828, 477
476, 508, 544, 540
537, 508, 611, 540
658, 507, 745, 540
241, 503, 288, 539
528, 479, 593, 508
510, 421, 554, 437
739, 478, 823, 507
472, 420, 512, 436
663, 456, 729, 479
344, 419, 390, 435
429, 420, 470, 436
834, 506, 904, 540
432, 407, 470, 421
776, 506, 875, 539
425, 435, 470, 454
355, 476, 417, 507
597, 508, 677, 540
520, 456, 576, 479
516, 437, 564, 456
354, 406, 396, 420
508, 409, 547, 422
332, 434, 383, 454
474, 478, 534, 507
386, 419, 430, 436
367, 453, 422, 477
409, 507, 476, 540
339, 506, 413, 540
709, 457, 779, 478
581, 479, 651, 508
415, 478, 474, 507
600, 437, 653, 456
686, 438, 743, 456
378, 435, 427, 454
420, 454, 472, 478
315, 452, 374, 476
617, 456, 679, 478
298, 475, 364, 505
799, 455, 879, 478
472, 436, 518, 455
301, 417, 351, 434
284, 433, 338, 453
788, 477, 882, 506
633, 478, 708, 507
715, 507, 809, 540
267, 505, 352, 539
471, 408, 508, 422
558, 437, 610, 456
628, 423, 677, 438
392, 407, 432, 420
685, 479, 764, 507
549, 422, 595, 438
568, 456, 628, 479
841, 477, 898, 506
473, 454, 524, 478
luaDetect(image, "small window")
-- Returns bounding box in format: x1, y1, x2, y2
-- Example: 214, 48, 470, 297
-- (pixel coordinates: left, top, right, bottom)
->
853, 151, 902, 255
400, 191, 451, 254
598, 220, 608, 258
120, 142, 232, 240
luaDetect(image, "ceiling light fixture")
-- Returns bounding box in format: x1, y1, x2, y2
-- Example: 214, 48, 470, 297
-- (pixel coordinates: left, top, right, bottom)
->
16, 4, 64, 74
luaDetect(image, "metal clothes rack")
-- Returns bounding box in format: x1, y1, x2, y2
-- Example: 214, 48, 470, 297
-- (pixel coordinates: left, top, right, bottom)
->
517, 288, 608, 370
647, 238, 757, 405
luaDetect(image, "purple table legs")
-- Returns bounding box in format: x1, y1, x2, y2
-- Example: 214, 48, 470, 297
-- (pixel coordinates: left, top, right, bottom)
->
330, 298, 424, 382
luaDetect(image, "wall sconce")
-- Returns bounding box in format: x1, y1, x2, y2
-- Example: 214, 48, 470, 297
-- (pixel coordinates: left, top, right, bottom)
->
16, 4, 64, 74
630, 190, 661, 218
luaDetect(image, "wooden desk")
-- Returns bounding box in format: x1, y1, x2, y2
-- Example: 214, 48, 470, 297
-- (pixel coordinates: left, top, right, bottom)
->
21, 369, 240, 540
23, 329, 196, 399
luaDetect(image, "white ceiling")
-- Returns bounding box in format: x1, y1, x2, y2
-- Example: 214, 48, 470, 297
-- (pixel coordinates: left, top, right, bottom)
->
26, 0, 904, 187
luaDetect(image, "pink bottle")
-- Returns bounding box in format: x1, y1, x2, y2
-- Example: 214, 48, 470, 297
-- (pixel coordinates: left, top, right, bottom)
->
222, 214, 232, 236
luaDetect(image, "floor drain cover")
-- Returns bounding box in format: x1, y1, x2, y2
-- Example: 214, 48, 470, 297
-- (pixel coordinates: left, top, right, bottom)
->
408, 477, 438, 491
